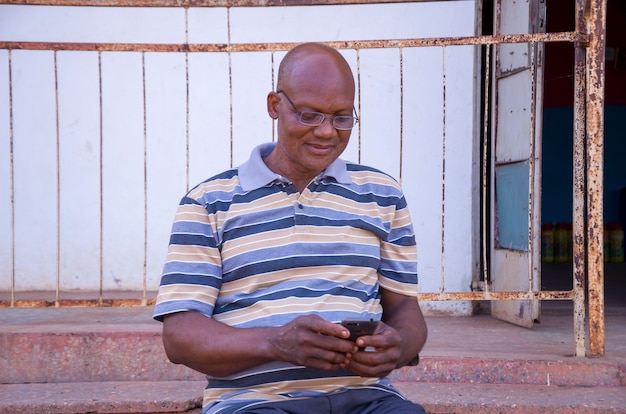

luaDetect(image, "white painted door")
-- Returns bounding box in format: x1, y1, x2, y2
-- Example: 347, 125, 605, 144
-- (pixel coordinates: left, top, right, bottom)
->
490, 0, 546, 327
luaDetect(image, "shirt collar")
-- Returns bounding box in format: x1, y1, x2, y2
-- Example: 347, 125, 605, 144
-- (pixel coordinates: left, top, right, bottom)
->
238, 142, 352, 192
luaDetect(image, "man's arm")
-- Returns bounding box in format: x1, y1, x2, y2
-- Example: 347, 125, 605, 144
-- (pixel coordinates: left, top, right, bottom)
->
162, 311, 357, 377
342, 288, 427, 377
380, 288, 427, 367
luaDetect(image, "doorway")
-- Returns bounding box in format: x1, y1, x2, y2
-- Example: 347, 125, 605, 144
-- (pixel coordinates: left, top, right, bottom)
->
540, 0, 626, 306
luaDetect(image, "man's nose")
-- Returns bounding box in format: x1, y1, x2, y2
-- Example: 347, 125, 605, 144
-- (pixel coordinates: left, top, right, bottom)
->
313, 116, 336, 138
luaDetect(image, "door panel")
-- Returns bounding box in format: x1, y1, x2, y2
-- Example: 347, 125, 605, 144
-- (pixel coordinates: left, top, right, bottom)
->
495, 161, 530, 251
495, 70, 533, 162
492, 250, 534, 328
490, 0, 545, 327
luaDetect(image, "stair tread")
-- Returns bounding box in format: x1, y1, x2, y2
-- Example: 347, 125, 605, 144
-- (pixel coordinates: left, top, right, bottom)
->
2, 307, 625, 387
0, 380, 204, 414
2, 306, 625, 414
2, 380, 625, 414
396, 382, 626, 413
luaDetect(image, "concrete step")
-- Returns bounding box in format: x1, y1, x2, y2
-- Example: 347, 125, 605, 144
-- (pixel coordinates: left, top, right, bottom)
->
0, 381, 203, 414
1, 307, 202, 384
3, 307, 625, 387
1, 380, 625, 414
391, 357, 626, 387
2, 306, 625, 413
396, 382, 626, 413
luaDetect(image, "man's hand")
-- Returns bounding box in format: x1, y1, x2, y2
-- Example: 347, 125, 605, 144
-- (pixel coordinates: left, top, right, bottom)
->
341, 321, 403, 377
342, 288, 427, 378
269, 314, 357, 371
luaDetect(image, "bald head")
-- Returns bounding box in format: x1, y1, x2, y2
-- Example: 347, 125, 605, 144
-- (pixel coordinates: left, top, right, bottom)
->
264, 43, 356, 192
276, 43, 355, 99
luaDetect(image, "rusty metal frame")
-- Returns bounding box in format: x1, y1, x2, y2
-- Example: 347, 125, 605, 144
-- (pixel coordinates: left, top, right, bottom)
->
0, 0, 435, 6
0, 1, 607, 356
581, 0, 607, 357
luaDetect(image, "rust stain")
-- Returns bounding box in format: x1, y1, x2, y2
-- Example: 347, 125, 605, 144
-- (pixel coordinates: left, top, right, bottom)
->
0, 298, 157, 308
418, 290, 575, 302
0, 32, 581, 54
0, 0, 475, 6
585, 0, 607, 357
572, 0, 588, 357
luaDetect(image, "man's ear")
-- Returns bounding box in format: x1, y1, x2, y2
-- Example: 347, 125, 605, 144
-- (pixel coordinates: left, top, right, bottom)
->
267, 92, 280, 119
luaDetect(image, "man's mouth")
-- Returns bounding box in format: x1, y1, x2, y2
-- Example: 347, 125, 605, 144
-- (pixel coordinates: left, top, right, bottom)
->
307, 143, 334, 155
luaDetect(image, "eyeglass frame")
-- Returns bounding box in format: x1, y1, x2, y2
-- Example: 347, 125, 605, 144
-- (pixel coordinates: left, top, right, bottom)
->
276, 90, 359, 131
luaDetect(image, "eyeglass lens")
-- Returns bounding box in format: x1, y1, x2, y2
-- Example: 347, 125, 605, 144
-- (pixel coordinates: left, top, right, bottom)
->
277, 90, 357, 130
299, 112, 355, 130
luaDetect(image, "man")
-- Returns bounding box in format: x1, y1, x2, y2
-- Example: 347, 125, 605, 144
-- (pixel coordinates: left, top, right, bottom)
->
154, 42, 428, 414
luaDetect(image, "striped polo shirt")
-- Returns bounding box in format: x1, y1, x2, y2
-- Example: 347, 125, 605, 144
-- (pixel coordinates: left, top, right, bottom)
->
154, 142, 418, 413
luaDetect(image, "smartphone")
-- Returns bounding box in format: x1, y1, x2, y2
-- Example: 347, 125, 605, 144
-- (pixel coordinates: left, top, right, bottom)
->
341, 319, 379, 342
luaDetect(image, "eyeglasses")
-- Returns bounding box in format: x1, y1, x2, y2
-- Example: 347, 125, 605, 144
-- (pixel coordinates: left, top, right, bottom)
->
276, 90, 359, 131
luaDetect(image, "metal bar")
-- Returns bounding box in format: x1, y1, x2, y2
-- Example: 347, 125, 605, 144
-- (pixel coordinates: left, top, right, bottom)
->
355, 49, 362, 163
528, 37, 537, 296
0, 289, 576, 309
53, 50, 61, 308
227, 7, 234, 169
573, 0, 588, 358
8, 50, 16, 308
418, 290, 576, 302
0, 32, 582, 54
398, 48, 404, 185
481, 44, 491, 286
141, 52, 149, 311
98, 51, 105, 305
441, 44, 447, 294
0, 298, 157, 308
586, 0, 607, 357
0, 0, 520, 7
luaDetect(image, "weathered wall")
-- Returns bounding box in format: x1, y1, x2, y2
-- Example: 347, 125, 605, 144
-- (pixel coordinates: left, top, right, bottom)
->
0, 2, 480, 314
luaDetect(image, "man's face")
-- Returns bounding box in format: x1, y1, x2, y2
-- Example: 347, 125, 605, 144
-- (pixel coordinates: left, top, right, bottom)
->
272, 86, 354, 177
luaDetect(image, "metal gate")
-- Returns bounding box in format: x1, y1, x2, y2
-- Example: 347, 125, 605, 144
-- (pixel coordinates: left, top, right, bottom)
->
0, 0, 607, 357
